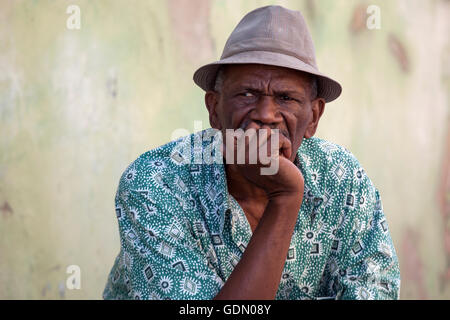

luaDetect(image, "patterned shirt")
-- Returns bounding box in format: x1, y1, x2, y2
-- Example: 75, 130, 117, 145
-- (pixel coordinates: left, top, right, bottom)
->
103, 127, 401, 300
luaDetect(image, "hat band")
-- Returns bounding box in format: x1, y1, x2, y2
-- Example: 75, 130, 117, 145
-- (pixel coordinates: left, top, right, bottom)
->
220, 37, 317, 70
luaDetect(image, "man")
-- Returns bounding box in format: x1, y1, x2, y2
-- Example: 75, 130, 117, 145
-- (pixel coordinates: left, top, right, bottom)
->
103, 5, 400, 300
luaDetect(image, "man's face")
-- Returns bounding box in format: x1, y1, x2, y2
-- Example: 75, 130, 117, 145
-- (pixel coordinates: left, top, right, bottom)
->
205, 64, 325, 162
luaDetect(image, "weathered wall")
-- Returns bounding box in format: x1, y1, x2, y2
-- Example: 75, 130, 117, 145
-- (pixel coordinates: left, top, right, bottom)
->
0, 0, 448, 299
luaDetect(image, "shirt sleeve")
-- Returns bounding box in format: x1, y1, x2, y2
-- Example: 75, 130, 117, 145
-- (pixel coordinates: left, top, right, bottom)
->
333, 174, 401, 300
103, 166, 223, 300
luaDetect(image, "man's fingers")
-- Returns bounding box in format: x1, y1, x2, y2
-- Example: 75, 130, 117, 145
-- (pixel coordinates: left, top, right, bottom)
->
279, 133, 292, 160
223, 128, 292, 165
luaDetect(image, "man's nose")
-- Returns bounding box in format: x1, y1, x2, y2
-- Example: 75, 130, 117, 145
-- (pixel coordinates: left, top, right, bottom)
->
249, 95, 282, 127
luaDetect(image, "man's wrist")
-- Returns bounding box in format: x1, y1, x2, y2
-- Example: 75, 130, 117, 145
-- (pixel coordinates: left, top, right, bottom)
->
267, 191, 303, 209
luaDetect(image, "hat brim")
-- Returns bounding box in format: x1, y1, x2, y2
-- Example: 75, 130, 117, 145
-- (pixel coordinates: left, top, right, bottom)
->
193, 50, 342, 103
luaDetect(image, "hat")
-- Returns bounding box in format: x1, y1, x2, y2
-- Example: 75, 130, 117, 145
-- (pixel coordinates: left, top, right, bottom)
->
193, 5, 342, 102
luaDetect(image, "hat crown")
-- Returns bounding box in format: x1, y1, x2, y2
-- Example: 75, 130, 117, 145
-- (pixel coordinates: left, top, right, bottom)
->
221, 5, 318, 69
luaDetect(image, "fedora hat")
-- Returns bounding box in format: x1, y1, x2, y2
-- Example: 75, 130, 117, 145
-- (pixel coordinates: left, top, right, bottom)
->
193, 5, 342, 102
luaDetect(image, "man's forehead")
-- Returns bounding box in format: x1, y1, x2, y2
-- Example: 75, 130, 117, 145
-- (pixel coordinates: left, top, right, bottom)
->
224, 64, 311, 91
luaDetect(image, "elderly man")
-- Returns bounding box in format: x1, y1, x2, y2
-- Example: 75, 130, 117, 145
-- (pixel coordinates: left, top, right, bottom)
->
103, 5, 400, 300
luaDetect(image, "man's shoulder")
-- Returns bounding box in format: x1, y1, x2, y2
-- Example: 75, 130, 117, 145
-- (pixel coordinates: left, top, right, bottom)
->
299, 136, 363, 174
300, 137, 380, 231
116, 135, 195, 194
297, 136, 377, 211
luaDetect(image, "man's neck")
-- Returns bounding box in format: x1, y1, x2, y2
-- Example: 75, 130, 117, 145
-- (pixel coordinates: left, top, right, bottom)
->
225, 163, 270, 232
224, 163, 268, 202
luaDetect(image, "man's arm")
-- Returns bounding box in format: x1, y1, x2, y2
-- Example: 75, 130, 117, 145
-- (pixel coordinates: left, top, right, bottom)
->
214, 194, 302, 299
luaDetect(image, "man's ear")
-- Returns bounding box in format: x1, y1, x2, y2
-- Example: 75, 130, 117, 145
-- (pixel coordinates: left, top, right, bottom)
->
304, 98, 325, 139
205, 90, 222, 130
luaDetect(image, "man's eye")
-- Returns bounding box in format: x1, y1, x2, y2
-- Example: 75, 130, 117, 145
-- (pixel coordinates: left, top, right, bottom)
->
280, 95, 293, 101
241, 92, 255, 97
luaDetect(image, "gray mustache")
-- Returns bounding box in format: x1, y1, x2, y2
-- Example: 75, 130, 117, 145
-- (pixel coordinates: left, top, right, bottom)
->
239, 120, 290, 141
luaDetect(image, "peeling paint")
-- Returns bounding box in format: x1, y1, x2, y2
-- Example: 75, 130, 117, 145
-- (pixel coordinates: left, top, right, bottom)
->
437, 126, 450, 293
0, 201, 13, 217
401, 229, 428, 299
58, 281, 66, 299
41, 283, 51, 297
388, 34, 410, 73
168, 0, 215, 63
46, 264, 61, 273
349, 4, 367, 34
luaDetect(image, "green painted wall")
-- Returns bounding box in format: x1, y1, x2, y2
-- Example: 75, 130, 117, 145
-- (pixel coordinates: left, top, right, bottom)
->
0, 0, 448, 299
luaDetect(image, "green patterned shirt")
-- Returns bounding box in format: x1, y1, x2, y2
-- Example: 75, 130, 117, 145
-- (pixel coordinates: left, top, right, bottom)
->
103, 127, 400, 300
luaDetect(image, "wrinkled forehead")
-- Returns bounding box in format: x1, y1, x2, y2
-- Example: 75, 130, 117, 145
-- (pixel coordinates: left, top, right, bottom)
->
223, 64, 312, 92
